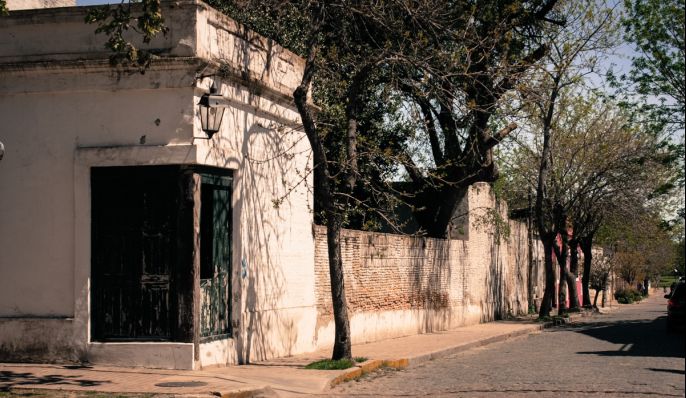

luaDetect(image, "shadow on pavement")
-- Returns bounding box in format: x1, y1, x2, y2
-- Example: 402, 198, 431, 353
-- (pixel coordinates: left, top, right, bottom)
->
647, 368, 685, 375
0, 370, 110, 391
569, 316, 685, 359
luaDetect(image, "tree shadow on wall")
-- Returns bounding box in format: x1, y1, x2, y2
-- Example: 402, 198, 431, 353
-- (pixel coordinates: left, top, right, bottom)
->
408, 236, 453, 333
483, 203, 531, 322
483, 215, 506, 322
201, 88, 307, 364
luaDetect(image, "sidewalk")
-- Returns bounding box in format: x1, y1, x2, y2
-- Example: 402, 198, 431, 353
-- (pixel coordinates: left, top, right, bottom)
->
0, 314, 596, 398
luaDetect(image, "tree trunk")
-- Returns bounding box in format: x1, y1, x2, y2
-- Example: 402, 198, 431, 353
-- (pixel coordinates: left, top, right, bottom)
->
593, 289, 600, 308
406, 83, 502, 238
601, 286, 607, 308
326, 213, 352, 360
580, 236, 593, 307
293, 35, 352, 360
534, 75, 560, 319
556, 241, 568, 314
409, 183, 468, 238
567, 238, 580, 311
553, 204, 571, 314
538, 234, 556, 318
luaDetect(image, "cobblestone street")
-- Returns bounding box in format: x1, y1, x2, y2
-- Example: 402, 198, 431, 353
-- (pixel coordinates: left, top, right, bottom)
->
330, 295, 685, 397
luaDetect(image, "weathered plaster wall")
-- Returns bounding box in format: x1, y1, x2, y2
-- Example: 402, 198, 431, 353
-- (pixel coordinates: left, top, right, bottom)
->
0, 86, 194, 318
0, 1, 301, 100
193, 78, 316, 365
6, 0, 75, 10
313, 183, 546, 348
0, 3, 193, 64
0, 318, 81, 363
194, 3, 304, 99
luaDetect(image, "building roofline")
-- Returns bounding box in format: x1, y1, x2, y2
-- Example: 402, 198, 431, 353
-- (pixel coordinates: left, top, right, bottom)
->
0, 0, 304, 103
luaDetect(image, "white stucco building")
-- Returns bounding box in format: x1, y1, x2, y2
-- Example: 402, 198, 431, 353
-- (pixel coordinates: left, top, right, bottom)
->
0, 0, 317, 369
5, 0, 76, 10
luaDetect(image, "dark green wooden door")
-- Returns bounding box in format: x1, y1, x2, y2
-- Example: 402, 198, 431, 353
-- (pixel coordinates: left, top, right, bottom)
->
91, 166, 179, 341
91, 166, 232, 342
199, 174, 233, 338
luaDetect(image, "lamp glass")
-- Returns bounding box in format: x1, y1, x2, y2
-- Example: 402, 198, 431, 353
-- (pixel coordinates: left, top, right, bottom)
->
198, 92, 226, 138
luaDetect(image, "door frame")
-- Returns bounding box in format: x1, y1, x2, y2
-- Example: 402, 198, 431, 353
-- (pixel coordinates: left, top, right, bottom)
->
74, 145, 238, 369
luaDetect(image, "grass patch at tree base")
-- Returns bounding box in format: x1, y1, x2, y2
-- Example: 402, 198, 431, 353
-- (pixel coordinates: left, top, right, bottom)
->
304, 358, 355, 370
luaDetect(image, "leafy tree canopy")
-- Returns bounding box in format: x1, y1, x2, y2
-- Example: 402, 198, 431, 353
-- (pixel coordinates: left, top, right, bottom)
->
619, 0, 685, 129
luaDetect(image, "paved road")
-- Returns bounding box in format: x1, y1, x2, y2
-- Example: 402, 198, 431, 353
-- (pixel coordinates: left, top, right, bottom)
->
329, 295, 685, 397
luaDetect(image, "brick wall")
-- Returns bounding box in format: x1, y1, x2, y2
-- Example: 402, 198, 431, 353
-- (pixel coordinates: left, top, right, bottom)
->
314, 183, 547, 344
314, 228, 461, 321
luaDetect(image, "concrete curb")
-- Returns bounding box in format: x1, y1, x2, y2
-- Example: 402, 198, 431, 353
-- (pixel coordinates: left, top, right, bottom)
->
8, 387, 218, 398
326, 323, 545, 389
403, 324, 544, 368
328, 359, 386, 388
220, 386, 278, 398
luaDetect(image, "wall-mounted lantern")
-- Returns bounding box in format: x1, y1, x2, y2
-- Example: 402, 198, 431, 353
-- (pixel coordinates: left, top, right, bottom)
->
198, 84, 229, 139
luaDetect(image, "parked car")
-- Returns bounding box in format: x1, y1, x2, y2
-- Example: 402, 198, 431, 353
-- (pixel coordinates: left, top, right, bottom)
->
664, 281, 685, 330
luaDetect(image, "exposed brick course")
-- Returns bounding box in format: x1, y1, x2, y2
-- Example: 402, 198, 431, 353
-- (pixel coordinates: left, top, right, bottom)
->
314, 183, 547, 333
315, 229, 458, 322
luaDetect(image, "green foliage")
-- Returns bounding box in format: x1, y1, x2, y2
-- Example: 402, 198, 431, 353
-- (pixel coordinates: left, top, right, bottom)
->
473, 207, 511, 243
305, 358, 355, 370
314, 70, 413, 230
206, 1, 309, 56
502, 89, 670, 235
610, 0, 685, 225
659, 275, 678, 288
614, 287, 644, 303
85, 0, 168, 71
676, 237, 686, 275
620, 0, 685, 128
590, 256, 612, 291
598, 208, 678, 285
0, 0, 7, 16
214, 0, 564, 236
